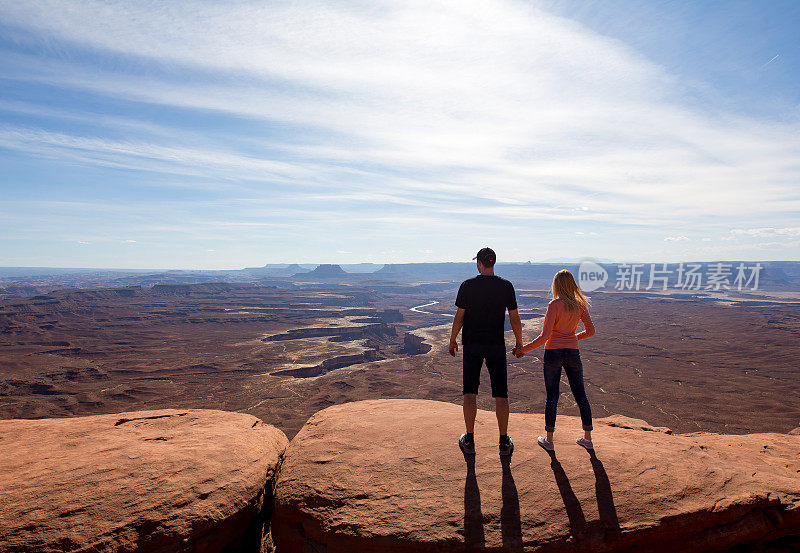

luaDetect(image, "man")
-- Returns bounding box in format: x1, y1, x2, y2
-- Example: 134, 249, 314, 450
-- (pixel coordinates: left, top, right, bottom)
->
449, 247, 523, 457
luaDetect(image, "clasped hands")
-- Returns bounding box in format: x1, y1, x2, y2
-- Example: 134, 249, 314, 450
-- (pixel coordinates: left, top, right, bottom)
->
448, 340, 527, 358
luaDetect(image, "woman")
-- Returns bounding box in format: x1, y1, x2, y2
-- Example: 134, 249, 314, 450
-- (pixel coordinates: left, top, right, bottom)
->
515, 269, 595, 451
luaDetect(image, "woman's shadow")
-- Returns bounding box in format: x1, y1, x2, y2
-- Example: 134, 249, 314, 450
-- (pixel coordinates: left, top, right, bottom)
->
586, 449, 621, 535
547, 450, 587, 537
546, 448, 621, 539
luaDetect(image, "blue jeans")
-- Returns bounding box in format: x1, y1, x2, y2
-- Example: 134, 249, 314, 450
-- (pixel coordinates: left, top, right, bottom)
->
543, 348, 592, 432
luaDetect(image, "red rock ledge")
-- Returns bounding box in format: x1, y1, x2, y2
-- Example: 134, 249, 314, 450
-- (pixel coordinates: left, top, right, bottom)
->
0, 409, 288, 553
272, 399, 800, 553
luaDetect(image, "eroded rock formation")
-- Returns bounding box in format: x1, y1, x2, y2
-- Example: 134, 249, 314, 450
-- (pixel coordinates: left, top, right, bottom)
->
3, 400, 799, 553
0, 409, 288, 553
272, 399, 800, 553
402, 332, 432, 355
270, 350, 384, 378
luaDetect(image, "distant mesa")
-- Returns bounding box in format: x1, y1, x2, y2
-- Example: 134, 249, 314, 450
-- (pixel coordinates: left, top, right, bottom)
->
298, 264, 348, 278
269, 264, 309, 276
375, 263, 408, 275
243, 263, 311, 276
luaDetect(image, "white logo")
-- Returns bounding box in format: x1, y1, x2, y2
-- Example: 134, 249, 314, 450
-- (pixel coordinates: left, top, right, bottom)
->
578, 260, 608, 292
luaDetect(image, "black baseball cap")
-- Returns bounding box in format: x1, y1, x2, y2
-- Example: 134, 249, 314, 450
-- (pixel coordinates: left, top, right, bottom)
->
472, 247, 496, 266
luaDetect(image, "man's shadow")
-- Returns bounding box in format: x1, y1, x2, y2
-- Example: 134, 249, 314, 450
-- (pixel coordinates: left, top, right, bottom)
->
500, 456, 523, 551
463, 453, 523, 551
463, 453, 485, 548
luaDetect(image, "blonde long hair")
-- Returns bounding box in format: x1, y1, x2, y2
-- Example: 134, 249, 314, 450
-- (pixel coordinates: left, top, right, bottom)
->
552, 269, 589, 314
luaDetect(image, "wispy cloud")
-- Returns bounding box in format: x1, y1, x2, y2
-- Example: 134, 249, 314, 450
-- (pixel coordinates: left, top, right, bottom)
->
0, 0, 798, 266
731, 227, 800, 237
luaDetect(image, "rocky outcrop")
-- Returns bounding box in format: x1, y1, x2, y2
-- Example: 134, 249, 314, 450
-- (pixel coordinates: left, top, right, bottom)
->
0, 409, 288, 553
271, 349, 384, 378
402, 332, 432, 355
378, 309, 403, 323
272, 399, 800, 553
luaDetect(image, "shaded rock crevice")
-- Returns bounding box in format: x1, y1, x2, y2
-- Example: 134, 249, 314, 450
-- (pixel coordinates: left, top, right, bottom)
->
114, 412, 188, 426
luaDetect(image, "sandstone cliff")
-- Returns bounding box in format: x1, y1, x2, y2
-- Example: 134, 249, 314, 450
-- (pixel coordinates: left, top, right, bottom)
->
2, 400, 798, 553
272, 399, 800, 553
0, 409, 288, 553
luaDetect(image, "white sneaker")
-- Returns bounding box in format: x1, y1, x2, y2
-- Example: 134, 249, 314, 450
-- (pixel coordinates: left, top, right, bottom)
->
537, 436, 554, 451
576, 437, 594, 450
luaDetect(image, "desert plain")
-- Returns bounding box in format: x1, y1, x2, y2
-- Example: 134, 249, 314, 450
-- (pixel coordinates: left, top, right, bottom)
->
1, 262, 799, 439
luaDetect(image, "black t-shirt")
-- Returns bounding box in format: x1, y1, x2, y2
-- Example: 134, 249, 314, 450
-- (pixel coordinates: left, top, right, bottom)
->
455, 274, 518, 345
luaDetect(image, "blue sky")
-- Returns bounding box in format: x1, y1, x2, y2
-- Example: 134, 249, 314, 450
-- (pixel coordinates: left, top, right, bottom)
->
0, 0, 798, 269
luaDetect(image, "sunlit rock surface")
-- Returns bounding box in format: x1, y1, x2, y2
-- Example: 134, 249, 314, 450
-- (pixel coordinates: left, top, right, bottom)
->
0, 409, 288, 553
273, 399, 800, 553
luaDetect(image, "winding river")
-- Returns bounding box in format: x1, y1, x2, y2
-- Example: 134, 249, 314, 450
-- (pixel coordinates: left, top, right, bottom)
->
409, 300, 454, 317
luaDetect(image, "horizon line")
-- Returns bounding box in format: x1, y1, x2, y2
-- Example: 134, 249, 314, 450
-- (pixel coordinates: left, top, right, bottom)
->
0, 259, 790, 274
